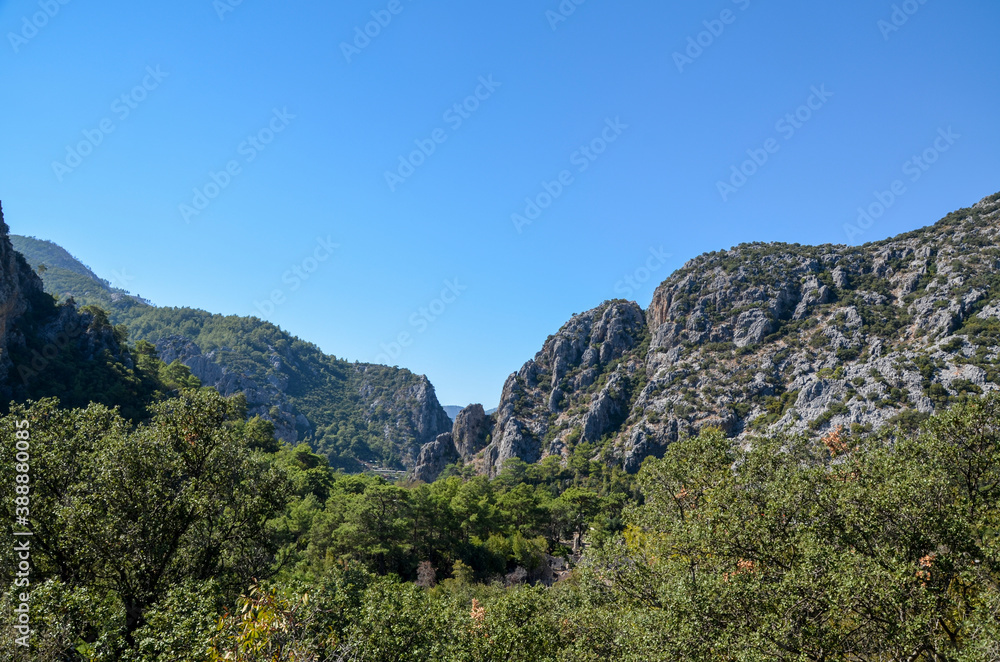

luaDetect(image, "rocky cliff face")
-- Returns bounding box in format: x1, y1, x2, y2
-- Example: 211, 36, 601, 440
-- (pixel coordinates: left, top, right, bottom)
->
155, 334, 307, 442
138, 333, 453, 469
0, 203, 44, 392
413, 403, 493, 482
469, 191, 1000, 474
479, 300, 648, 476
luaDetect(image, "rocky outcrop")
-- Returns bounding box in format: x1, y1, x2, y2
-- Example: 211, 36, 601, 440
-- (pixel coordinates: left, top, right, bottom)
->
403, 375, 455, 452
413, 433, 459, 483
412, 403, 493, 482
0, 202, 142, 404
156, 334, 304, 442
478, 300, 648, 476
0, 203, 47, 392
156, 332, 454, 460
467, 191, 1000, 475
452, 404, 491, 459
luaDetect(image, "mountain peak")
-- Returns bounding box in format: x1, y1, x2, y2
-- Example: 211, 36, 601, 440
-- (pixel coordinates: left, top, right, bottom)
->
439, 190, 1000, 474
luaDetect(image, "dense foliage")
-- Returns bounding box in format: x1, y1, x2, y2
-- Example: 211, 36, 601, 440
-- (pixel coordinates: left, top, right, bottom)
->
272, 448, 634, 584
6, 387, 1000, 659
6, 284, 200, 421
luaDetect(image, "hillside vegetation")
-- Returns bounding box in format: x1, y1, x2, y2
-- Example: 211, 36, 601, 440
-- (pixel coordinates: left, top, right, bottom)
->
11, 236, 452, 471
5, 386, 1000, 660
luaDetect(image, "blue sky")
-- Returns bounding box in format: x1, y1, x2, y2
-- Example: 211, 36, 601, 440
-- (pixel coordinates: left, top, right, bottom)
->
1, 0, 998, 408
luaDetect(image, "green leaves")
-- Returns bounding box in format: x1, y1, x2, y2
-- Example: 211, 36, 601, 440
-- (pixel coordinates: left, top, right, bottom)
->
0, 390, 289, 658
14, 377, 1000, 660
588, 395, 1000, 659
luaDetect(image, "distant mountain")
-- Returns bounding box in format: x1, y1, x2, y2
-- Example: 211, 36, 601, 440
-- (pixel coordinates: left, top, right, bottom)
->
11, 235, 452, 471
413, 191, 1000, 480
442, 405, 464, 420
11, 236, 147, 306
443, 405, 496, 420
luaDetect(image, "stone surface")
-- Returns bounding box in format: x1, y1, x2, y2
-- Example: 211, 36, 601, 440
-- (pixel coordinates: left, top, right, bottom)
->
474, 192, 1000, 475
413, 433, 458, 483
0, 201, 139, 401
452, 404, 491, 460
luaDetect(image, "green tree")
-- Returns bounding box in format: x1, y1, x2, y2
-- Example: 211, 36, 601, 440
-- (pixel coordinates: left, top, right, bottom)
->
0, 389, 289, 653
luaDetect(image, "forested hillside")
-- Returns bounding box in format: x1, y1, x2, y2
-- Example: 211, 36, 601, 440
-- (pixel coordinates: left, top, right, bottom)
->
6, 378, 1000, 660
12, 236, 452, 470
0, 205, 201, 419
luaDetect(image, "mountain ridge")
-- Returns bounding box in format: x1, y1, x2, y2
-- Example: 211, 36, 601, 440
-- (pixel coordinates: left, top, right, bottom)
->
13, 190, 1000, 479
412, 190, 1000, 479
11, 234, 453, 471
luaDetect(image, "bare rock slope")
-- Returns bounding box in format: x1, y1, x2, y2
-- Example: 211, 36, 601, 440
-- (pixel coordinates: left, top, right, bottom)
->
415, 191, 1000, 479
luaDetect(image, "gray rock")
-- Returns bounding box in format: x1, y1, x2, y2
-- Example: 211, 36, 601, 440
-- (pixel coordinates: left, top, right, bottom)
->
413, 433, 458, 483
832, 266, 850, 289
476, 193, 1000, 475
734, 308, 773, 347
482, 418, 538, 477
581, 373, 629, 443
452, 404, 491, 460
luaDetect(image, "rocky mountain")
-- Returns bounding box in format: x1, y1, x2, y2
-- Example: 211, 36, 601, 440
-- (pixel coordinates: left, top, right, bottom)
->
15, 190, 1000, 482
413, 191, 1000, 481
12, 235, 452, 471
0, 210, 46, 392
413, 403, 493, 482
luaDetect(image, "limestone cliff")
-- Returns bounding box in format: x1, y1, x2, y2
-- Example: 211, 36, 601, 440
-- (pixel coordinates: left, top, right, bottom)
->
471, 191, 1000, 474
0, 202, 142, 408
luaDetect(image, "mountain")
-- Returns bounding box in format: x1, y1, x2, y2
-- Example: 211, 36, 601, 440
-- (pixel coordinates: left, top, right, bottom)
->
442, 405, 497, 420
414, 191, 1000, 480
15, 235, 159, 306
442, 405, 465, 420
15, 190, 1000, 481
11, 235, 452, 471
0, 203, 196, 418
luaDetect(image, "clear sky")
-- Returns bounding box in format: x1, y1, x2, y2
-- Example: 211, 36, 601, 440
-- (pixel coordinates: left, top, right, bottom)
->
1, 0, 998, 408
